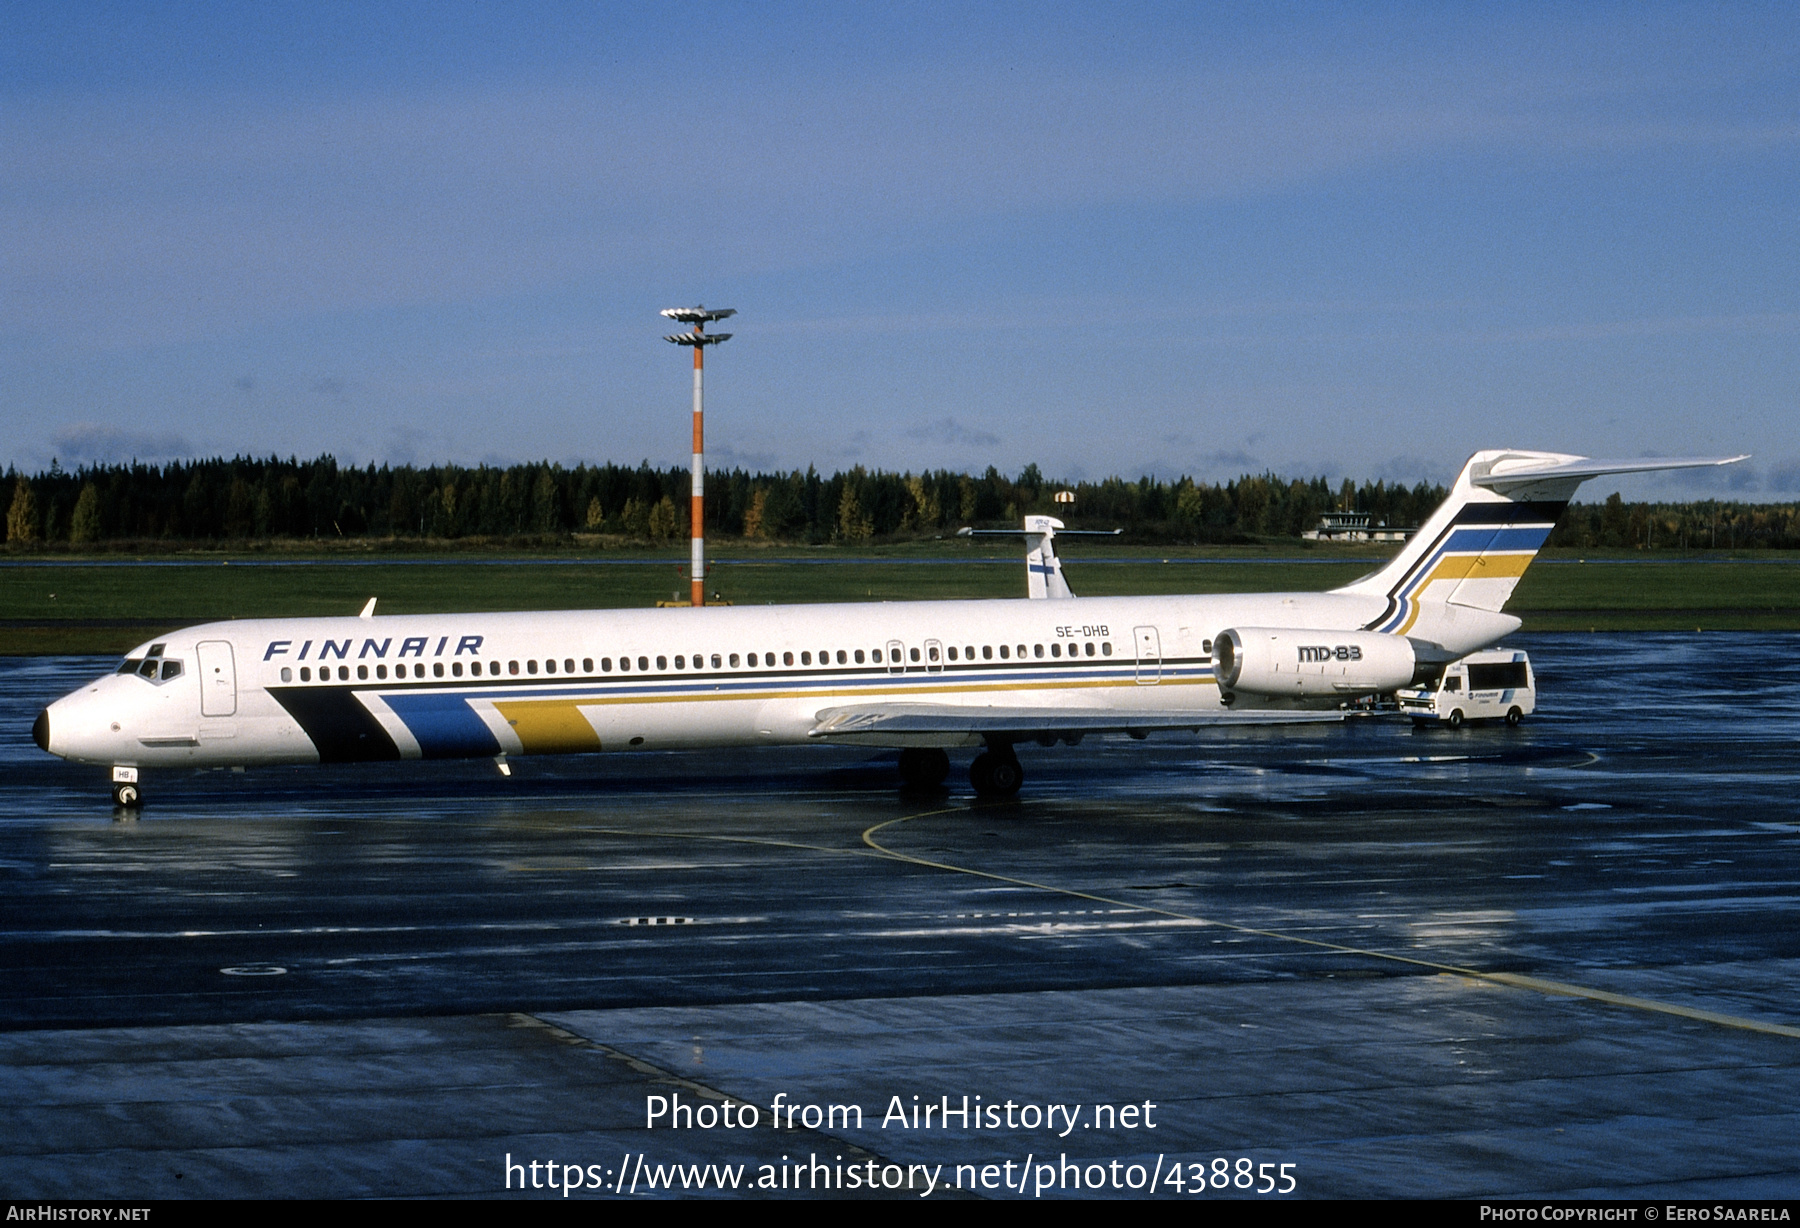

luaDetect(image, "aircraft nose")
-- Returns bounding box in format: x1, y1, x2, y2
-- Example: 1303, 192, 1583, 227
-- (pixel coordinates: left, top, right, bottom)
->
32, 708, 50, 753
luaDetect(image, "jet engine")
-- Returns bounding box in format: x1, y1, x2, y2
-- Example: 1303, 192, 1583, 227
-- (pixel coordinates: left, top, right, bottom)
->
1212, 627, 1418, 698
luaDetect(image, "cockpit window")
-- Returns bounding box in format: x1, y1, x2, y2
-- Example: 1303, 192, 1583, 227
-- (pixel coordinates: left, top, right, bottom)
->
147, 643, 165, 658
119, 655, 184, 684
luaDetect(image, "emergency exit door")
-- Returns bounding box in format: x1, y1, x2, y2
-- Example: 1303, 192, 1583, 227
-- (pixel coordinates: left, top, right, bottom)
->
1134, 626, 1161, 684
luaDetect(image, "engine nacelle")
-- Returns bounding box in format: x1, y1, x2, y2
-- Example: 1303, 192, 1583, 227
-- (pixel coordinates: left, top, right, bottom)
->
1212, 627, 1418, 698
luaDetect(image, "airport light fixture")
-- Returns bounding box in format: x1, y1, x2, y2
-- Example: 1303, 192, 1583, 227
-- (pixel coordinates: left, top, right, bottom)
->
661, 306, 734, 607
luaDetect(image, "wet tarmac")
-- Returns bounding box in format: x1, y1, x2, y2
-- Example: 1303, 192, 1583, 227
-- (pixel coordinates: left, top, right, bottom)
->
1, 634, 1797, 1198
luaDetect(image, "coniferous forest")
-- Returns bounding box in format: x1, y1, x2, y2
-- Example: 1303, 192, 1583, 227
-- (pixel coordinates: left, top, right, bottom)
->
2, 455, 1795, 550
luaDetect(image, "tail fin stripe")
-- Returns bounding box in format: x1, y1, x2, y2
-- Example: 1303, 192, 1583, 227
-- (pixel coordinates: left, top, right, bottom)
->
1371, 504, 1563, 634
1449, 501, 1570, 525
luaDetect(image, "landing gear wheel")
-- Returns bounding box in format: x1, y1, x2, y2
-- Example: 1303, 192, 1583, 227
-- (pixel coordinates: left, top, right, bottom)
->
897, 748, 951, 787
969, 751, 1023, 798
111, 782, 141, 809
1447, 709, 1465, 729
1506, 706, 1523, 726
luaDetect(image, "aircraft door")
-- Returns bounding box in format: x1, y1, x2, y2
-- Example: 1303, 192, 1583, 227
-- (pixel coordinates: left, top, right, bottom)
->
1133, 626, 1161, 684
196, 640, 238, 716
924, 639, 944, 673
886, 640, 905, 674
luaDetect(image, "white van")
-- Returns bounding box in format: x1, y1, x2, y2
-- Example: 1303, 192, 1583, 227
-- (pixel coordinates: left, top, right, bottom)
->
1396, 649, 1534, 728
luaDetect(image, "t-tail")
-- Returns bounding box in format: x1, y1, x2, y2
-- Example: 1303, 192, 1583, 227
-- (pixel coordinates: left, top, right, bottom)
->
957, 517, 1121, 599
1333, 449, 1747, 640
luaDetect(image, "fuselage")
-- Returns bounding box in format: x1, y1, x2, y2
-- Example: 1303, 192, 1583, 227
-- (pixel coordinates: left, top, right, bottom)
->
37, 587, 1441, 770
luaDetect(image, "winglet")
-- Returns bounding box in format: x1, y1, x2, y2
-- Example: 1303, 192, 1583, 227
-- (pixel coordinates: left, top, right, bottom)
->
358, 598, 377, 620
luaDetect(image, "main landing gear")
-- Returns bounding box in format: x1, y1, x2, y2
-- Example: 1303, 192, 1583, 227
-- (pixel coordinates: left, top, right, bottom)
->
897, 748, 951, 788
896, 745, 1023, 797
969, 744, 1023, 798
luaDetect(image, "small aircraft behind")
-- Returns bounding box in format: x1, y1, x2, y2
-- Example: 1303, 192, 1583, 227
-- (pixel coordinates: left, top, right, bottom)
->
34, 448, 1742, 807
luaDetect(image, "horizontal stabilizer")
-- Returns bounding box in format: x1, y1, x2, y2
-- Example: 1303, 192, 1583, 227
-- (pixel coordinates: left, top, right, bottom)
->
1471, 453, 1748, 497
810, 703, 1341, 740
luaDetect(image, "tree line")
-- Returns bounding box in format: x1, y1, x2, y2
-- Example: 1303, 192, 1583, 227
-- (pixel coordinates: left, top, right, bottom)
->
3, 454, 1794, 550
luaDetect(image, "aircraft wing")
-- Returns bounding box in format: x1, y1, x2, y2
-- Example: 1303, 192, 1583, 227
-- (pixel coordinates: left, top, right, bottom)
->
808, 703, 1342, 741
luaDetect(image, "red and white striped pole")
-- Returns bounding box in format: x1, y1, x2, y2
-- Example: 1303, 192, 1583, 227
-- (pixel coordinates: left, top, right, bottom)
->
690, 341, 705, 608
661, 307, 733, 608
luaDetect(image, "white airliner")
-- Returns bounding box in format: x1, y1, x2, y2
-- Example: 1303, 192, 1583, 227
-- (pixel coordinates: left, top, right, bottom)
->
33, 449, 1742, 807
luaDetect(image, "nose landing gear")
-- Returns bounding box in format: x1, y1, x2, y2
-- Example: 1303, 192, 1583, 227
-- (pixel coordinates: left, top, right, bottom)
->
110, 767, 141, 811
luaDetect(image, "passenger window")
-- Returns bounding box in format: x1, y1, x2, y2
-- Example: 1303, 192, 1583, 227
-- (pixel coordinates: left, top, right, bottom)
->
983, 646, 993, 660
729, 653, 740, 667
712, 654, 722, 668
639, 657, 650, 671
999, 645, 1010, 659
837, 650, 847, 665
376, 665, 388, 680
1033, 644, 1044, 658
855, 649, 865, 664
1102, 643, 1112, 656
1085, 642, 1095, 657
910, 647, 920, 663
565, 658, 575, 674
656, 656, 667, 671
783, 652, 794, 666
603, 658, 613, 672
527, 660, 538, 675
300, 667, 311, 682
280, 667, 293, 683
545, 659, 556, 674
765, 653, 775, 666
674, 656, 685, 670
947, 646, 957, 661
1050, 643, 1061, 658
965, 645, 974, 659
358, 665, 369, 680
583, 658, 593, 673
801, 652, 811, 665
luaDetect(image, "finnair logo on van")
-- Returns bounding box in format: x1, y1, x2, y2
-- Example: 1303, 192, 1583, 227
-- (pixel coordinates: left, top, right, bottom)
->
1297, 645, 1363, 663
262, 634, 485, 662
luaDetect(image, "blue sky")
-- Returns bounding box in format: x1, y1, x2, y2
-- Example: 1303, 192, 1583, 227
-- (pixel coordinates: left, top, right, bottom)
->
4, 2, 1796, 498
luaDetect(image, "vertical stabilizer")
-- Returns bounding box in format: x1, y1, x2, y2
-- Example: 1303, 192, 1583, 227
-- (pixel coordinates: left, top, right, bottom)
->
1334, 448, 1746, 638
1023, 516, 1074, 599
1335, 450, 1578, 635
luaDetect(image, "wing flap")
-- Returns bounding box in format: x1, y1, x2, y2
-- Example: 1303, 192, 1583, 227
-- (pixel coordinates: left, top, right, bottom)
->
809, 703, 1342, 740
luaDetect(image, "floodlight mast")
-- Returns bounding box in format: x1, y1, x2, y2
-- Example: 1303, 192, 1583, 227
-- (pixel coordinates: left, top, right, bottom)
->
661, 306, 734, 606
